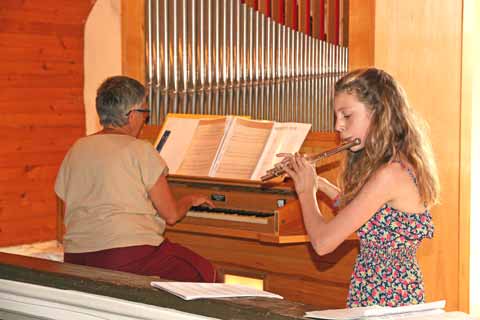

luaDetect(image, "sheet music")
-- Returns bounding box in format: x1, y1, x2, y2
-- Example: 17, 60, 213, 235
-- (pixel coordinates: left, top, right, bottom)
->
304, 300, 446, 320
155, 117, 200, 174
150, 282, 283, 301
211, 118, 274, 179
154, 115, 310, 180
176, 118, 228, 176
251, 122, 311, 180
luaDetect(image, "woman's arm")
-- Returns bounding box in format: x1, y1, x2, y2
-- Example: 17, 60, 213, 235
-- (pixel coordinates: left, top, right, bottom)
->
148, 175, 213, 225
285, 154, 394, 255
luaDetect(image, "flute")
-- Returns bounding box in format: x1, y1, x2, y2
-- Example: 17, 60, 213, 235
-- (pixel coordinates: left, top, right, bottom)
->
260, 138, 361, 182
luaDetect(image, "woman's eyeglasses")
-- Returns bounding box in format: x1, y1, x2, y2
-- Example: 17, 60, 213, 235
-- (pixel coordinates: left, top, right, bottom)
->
126, 108, 150, 123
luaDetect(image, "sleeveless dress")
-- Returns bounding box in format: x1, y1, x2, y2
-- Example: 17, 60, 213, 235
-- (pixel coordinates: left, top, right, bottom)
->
346, 163, 434, 307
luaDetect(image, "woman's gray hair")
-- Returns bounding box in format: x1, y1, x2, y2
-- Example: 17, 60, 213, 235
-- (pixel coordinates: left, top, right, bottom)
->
96, 76, 146, 127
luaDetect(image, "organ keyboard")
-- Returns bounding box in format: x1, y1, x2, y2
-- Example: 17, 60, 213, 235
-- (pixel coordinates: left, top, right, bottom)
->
167, 174, 308, 244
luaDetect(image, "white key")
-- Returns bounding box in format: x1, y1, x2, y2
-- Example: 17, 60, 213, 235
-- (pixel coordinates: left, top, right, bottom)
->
186, 211, 269, 224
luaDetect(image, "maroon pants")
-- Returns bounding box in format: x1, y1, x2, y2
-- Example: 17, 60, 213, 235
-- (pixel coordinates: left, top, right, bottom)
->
64, 239, 216, 282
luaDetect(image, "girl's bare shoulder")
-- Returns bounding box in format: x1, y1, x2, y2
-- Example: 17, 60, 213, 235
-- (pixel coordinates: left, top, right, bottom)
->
370, 162, 407, 185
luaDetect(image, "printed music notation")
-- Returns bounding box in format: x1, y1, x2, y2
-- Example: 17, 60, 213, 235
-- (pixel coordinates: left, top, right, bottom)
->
155, 115, 311, 181
176, 118, 227, 176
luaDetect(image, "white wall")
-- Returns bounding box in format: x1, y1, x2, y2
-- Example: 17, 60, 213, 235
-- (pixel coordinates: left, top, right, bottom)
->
84, 0, 122, 135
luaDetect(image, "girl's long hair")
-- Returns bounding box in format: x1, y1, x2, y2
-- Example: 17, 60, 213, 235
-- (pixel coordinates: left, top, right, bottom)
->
335, 68, 440, 208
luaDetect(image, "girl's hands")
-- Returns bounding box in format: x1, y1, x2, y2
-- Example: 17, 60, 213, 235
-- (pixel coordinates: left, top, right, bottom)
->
278, 152, 318, 195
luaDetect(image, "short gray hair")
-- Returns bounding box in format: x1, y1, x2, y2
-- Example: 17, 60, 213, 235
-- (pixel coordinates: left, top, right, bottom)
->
96, 76, 146, 127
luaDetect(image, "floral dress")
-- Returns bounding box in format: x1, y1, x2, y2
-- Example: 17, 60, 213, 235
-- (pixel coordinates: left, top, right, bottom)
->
346, 165, 434, 307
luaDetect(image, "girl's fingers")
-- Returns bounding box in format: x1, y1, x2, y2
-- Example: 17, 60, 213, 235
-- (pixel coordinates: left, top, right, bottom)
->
290, 156, 300, 171
276, 153, 292, 158
283, 165, 297, 180
294, 153, 305, 169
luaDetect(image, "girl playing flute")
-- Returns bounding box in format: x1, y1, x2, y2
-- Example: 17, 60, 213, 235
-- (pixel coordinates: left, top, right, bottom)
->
282, 68, 440, 307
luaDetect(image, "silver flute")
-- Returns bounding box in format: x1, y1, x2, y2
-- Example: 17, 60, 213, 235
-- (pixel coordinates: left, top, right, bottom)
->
260, 138, 361, 182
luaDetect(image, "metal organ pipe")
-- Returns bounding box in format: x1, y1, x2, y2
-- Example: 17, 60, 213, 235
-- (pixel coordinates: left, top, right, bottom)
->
144, 0, 348, 131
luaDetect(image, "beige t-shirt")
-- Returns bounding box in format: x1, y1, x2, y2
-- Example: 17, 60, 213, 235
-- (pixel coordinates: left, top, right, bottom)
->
55, 134, 168, 253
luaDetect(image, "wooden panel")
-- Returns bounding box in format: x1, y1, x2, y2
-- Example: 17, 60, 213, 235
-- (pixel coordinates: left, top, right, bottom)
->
245, 0, 258, 10
258, 0, 271, 17
311, 0, 325, 40
340, 0, 349, 46
459, 0, 475, 312
326, 0, 339, 44
0, 1, 95, 246
284, 0, 298, 30
374, 0, 463, 311
347, 0, 374, 70
298, 0, 311, 35
121, 0, 145, 82
165, 230, 358, 308
270, 0, 285, 24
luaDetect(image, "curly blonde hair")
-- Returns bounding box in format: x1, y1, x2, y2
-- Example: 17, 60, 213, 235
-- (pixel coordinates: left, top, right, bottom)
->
335, 68, 439, 208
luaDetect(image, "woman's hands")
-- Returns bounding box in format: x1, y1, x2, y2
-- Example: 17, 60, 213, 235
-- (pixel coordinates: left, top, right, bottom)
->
189, 195, 215, 208
149, 175, 215, 225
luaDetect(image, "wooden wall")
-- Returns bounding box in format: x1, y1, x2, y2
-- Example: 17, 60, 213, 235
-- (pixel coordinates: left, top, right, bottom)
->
347, 0, 469, 312
121, 0, 144, 83
0, 1, 95, 246
373, 1, 465, 311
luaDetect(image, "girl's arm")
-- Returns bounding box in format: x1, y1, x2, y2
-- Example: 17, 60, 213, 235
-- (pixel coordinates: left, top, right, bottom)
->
285, 154, 394, 255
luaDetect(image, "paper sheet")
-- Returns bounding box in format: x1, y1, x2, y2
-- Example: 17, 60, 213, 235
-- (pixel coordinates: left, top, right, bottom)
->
176, 118, 228, 176
304, 300, 446, 320
212, 118, 273, 179
155, 117, 200, 174
251, 122, 311, 180
151, 282, 283, 301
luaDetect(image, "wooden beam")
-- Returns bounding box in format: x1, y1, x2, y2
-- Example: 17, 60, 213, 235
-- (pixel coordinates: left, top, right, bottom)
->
121, 0, 145, 83
271, 0, 285, 24
258, 0, 271, 16
285, 0, 298, 30
347, 0, 374, 70
312, 0, 325, 40
298, 0, 311, 35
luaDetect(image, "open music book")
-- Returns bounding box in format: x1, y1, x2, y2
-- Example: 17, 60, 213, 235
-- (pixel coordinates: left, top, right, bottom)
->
304, 300, 446, 319
154, 115, 311, 180
150, 282, 283, 300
